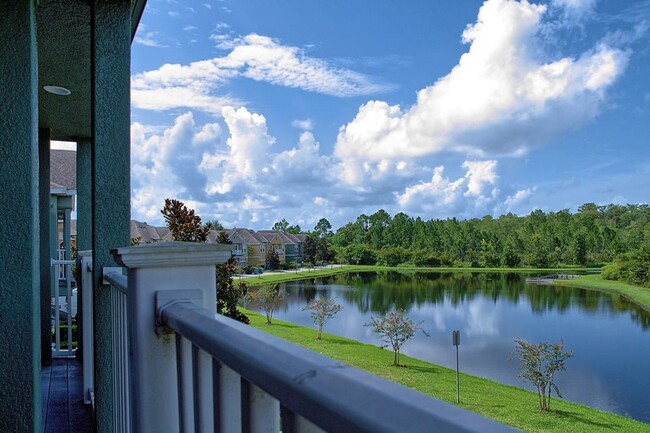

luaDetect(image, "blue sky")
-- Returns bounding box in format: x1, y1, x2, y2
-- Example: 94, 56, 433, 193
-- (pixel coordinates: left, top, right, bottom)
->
124, 0, 650, 230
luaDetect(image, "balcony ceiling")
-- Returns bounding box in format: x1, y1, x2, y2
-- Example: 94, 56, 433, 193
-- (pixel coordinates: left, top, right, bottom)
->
37, 0, 146, 142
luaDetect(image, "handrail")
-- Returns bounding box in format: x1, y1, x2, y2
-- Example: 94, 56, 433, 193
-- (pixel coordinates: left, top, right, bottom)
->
104, 269, 128, 294
159, 302, 520, 433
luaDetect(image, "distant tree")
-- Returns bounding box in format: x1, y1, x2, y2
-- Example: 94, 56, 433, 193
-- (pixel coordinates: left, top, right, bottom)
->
339, 244, 377, 265
315, 238, 335, 263
266, 248, 281, 270
161, 198, 211, 242
572, 230, 588, 265
378, 247, 410, 267
513, 339, 573, 411
205, 219, 225, 231
365, 310, 428, 366
286, 224, 302, 234
314, 218, 333, 238
303, 298, 343, 339
303, 235, 318, 263
526, 232, 550, 268
602, 243, 650, 288
272, 219, 289, 232
502, 236, 522, 268
248, 283, 283, 324
217, 230, 231, 244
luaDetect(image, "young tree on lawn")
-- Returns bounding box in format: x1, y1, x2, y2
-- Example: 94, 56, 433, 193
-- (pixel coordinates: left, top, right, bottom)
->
513, 339, 573, 411
303, 298, 343, 339
365, 310, 427, 366
248, 283, 283, 324
161, 198, 211, 242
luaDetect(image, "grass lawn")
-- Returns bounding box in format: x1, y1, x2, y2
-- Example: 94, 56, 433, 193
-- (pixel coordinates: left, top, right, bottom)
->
554, 274, 650, 311
243, 264, 600, 288
243, 308, 649, 433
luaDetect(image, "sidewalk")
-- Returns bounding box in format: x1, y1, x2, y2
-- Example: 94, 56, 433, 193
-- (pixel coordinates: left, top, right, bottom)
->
238, 264, 344, 279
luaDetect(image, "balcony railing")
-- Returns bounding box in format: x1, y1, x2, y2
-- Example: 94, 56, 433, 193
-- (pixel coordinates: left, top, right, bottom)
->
51, 253, 76, 358
93, 243, 519, 433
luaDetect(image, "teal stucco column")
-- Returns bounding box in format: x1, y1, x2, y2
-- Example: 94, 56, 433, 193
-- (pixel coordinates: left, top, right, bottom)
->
90, 2, 132, 432
76, 138, 92, 363
39, 128, 52, 365
0, 1, 42, 432
76, 139, 92, 253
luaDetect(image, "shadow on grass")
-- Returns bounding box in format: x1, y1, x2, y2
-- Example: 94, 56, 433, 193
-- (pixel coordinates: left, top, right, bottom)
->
398, 364, 442, 375
550, 409, 620, 429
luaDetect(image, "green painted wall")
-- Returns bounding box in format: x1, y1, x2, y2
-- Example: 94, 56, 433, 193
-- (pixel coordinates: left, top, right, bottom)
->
90, 2, 132, 432
0, 1, 42, 432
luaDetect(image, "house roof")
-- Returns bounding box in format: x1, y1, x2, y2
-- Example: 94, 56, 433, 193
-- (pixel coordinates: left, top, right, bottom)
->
233, 228, 261, 244
50, 150, 77, 191
284, 233, 303, 244
258, 230, 297, 245
250, 231, 269, 244
130, 220, 169, 244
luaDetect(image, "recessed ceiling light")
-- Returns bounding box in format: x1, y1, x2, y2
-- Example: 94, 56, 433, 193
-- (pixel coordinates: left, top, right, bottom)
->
43, 85, 71, 96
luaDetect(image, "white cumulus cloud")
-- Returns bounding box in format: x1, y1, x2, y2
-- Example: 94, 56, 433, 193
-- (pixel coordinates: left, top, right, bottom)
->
131, 33, 391, 115
335, 0, 628, 187
397, 160, 499, 215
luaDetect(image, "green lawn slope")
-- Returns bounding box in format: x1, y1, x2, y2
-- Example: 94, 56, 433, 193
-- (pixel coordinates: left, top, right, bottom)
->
555, 274, 650, 312
243, 308, 649, 433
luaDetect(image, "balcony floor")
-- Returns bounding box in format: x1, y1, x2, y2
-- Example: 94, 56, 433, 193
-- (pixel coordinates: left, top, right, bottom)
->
42, 358, 93, 433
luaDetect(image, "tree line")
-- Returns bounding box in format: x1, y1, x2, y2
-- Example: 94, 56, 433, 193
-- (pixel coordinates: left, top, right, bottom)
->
294, 203, 649, 272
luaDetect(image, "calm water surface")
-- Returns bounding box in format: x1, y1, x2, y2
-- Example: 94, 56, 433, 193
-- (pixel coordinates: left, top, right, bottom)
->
254, 271, 650, 423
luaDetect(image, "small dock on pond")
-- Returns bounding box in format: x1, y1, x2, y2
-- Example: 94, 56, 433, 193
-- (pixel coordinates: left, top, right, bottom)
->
525, 274, 579, 285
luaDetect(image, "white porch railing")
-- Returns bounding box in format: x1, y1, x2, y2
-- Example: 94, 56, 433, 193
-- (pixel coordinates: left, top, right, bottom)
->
51, 253, 76, 358
103, 268, 131, 433
78, 251, 95, 406
98, 242, 520, 433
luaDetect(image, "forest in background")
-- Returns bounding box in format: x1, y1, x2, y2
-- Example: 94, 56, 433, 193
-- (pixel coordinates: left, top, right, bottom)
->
292, 204, 649, 286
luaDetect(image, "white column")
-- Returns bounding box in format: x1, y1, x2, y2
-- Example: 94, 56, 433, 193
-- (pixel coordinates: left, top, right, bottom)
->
112, 242, 232, 433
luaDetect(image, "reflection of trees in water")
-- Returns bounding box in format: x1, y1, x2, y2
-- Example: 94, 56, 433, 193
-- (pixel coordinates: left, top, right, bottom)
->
281, 271, 650, 329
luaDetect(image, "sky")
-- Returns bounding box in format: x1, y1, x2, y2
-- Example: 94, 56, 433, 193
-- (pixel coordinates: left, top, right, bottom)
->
73, 0, 650, 229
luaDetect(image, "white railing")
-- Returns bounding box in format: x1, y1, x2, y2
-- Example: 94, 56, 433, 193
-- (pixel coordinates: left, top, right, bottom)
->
78, 251, 95, 405
104, 268, 131, 433
51, 254, 76, 358
105, 242, 519, 433
56, 248, 67, 280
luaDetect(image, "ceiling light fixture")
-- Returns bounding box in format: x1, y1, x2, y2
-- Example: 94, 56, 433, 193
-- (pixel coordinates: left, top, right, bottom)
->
43, 85, 71, 96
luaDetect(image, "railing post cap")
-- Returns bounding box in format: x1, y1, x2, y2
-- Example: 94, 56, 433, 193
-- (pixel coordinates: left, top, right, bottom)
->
112, 241, 233, 269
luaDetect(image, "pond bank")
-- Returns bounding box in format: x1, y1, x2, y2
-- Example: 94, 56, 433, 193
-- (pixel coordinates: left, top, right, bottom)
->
242, 265, 600, 288
244, 308, 650, 433
554, 274, 650, 313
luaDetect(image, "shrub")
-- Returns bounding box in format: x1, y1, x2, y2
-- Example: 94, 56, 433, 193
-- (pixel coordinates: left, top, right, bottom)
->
248, 283, 283, 324
513, 339, 573, 411
365, 310, 428, 366
603, 244, 650, 288
303, 298, 343, 339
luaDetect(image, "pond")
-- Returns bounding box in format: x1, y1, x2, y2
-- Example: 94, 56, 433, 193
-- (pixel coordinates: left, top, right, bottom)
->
251, 271, 650, 423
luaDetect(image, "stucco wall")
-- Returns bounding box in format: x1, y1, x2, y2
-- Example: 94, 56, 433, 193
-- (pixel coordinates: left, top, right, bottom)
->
0, 2, 41, 431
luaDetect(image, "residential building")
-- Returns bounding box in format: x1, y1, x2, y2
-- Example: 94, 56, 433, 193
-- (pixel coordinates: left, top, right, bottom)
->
257, 230, 287, 265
